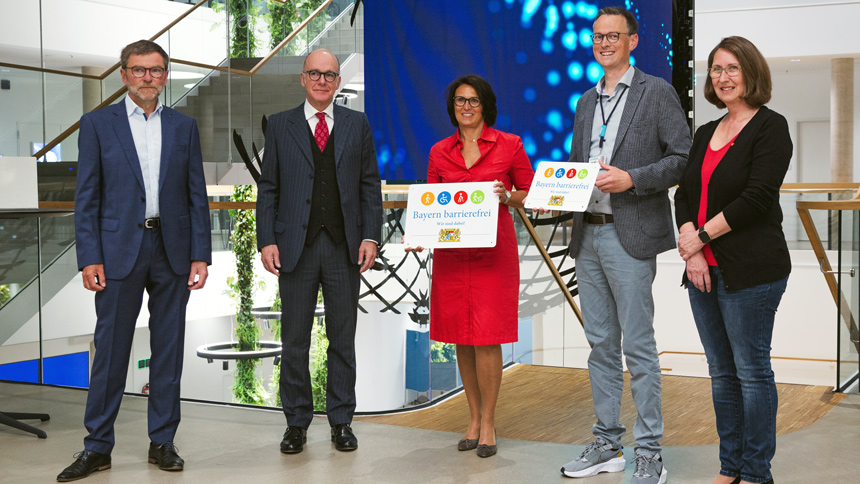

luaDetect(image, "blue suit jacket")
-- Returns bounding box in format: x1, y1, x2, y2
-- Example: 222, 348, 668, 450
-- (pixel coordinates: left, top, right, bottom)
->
256, 104, 382, 273
567, 67, 691, 260
75, 101, 212, 279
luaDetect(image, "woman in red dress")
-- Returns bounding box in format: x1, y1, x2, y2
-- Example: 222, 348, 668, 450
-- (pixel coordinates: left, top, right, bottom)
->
407, 74, 534, 457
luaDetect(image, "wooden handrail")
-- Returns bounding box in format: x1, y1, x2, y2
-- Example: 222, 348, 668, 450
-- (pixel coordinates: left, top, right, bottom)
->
0, 62, 102, 80
29, 0, 339, 160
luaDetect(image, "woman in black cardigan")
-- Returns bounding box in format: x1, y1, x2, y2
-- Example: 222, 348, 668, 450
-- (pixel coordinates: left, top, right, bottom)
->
674, 36, 791, 484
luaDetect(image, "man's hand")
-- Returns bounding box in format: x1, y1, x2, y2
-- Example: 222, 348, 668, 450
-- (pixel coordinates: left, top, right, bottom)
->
357, 240, 377, 273
595, 160, 634, 193
82, 264, 106, 292
261, 244, 281, 276
188, 261, 208, 290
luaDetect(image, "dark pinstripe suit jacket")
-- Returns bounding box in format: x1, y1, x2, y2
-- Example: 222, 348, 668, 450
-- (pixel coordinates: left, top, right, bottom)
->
567, 67, 691, 260
256, 103, 383, 273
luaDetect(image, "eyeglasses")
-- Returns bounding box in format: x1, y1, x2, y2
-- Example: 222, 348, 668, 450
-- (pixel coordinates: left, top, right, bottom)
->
453, 96, 481, 107
125, 66, 166, 79
708, 65, 741, 78
303, 70, 339, 82
590, 32, 630, 44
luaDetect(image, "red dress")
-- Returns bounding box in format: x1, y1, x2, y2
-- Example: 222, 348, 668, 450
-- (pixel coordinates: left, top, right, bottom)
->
427, 126, 535, 345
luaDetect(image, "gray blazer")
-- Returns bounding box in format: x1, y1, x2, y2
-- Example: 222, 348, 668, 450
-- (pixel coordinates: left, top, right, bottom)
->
256, 103, 383, 273
568, 67, 691, 260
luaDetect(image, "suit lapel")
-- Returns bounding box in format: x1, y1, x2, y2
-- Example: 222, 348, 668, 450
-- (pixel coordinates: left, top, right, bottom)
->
579, 91, 597, 162
112, 102, 145, 191
614, 68, 644, 151
333, 105, 349, 168
158, 107, 175, 193
287, 106, 313, 169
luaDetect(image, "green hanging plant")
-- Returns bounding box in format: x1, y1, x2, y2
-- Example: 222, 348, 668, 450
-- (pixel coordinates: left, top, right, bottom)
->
310, 290, 327, 411
430, 341, 456, 363
0, 284, 11, 307
227, 184, 268, 405
211, 0, 261, 58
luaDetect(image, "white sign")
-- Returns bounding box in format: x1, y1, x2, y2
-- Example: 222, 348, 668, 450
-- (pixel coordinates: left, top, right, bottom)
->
404, 182, 498, 248
0, 157, 39, 209
524, 161, 599, 212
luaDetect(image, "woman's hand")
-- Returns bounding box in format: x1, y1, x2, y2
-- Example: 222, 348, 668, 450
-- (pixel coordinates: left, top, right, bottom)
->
402, 235, 425, 253
686, 251, 712, 293
678, 229, 706, 261
493, 180, 508, 204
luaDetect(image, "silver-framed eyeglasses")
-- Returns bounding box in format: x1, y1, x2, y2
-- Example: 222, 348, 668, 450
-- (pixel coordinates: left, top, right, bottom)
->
126, 66, 166, 78
708, 65, 741, 78
591, 32, 630, 44
453, 96, 481, 107
303, 70, 339, 82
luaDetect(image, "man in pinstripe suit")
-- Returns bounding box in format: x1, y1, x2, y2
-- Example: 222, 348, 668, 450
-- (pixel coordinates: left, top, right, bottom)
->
256, 49, 382, 454
559, 8, 690, 484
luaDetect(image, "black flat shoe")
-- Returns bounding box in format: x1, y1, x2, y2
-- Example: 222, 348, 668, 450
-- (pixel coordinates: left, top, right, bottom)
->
57, 450, 111, 482
331, 423, 358, 451
476, 430, 497, 458
280, 427, 307, 454
458, 438, 479, 451
148, 442, 184, 471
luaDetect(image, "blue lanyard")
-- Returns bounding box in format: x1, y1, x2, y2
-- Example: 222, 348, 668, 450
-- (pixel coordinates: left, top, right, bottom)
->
598, 84, 628, 150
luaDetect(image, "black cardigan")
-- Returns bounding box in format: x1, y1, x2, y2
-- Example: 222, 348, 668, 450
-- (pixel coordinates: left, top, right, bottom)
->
674, 105, 793, 291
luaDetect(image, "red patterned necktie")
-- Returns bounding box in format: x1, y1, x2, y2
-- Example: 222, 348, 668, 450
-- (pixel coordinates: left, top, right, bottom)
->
314, 112, 329, 151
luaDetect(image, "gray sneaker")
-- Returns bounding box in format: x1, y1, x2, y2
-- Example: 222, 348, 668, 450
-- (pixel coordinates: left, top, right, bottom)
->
631, 451, 667, 484
560, 438, 625, 478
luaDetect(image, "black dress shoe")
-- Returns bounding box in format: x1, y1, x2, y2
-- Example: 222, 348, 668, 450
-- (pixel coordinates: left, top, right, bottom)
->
57, 450, 111, 482
148, 442, 184, 471
331, 423, 358, 451
280, 427, 307, 454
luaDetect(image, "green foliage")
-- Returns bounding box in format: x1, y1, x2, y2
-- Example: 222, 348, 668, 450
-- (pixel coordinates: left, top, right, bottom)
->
270, 290, 282, 407
0, 285, 10, 307
310, 299, 328, 411
229, 184, 267, 405
211, 0, 261, 58
430, 342, 456, 363
266, 0, 296, 50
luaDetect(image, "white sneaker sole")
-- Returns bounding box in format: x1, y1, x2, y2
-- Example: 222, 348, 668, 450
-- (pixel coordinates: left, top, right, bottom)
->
561, 456, 626, 478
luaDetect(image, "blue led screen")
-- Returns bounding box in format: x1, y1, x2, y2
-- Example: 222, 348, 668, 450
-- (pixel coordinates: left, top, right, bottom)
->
365, 0, 674, 180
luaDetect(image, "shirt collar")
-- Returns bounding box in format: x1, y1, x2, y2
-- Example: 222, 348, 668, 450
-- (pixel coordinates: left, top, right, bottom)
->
124, 94, 163, 118
451, 125, 497, 149
304, 99, 334, 121
597, 65, 636, 97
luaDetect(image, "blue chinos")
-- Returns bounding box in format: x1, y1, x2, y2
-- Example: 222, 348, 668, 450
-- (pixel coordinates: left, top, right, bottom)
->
687, 266, 787, 483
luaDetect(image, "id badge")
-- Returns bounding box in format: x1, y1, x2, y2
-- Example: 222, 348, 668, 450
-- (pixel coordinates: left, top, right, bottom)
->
588, 155, 604, 167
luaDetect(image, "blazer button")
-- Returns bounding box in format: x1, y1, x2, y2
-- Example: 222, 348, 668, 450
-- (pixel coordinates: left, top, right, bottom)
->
309, 174, 313, 179
140, 197, 145, 202
301, 224, 307, 229
306, 199, 310, 204
138, 223, 143, 228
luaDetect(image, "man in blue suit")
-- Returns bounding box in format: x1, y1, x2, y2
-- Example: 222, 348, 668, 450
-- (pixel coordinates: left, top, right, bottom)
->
558, 7, 690, 484
58, 40, 211, 482
257, 48, 382, 454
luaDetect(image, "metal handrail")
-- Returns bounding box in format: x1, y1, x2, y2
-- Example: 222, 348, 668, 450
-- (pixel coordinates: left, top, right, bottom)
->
28, 0, 338, 160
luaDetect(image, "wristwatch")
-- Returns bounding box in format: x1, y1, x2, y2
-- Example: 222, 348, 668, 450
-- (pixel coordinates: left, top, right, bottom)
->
697, 226, 711, 244
504, 190, 512, 204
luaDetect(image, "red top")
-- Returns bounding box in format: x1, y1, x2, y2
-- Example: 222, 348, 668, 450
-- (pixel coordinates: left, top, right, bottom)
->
426, 126, 534, 345
698, 135, 737, 266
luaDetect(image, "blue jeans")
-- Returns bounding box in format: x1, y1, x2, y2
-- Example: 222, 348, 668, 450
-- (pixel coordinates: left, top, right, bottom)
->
687, 267, 787, 483
577, 223, 663, 453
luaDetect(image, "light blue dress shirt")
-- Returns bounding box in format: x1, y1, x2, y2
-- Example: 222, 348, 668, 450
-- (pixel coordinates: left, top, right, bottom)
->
586, 65, 635, 215
125, 94, 163, 218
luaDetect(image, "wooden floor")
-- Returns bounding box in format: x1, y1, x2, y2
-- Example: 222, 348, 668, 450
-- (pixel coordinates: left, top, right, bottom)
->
356, 364, 846, 446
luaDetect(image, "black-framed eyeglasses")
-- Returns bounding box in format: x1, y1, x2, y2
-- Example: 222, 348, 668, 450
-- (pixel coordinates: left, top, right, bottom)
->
708, 65, 741, 78
125, 66, 166, 79
453, 96, 481, 107
303, 70, 339, 82
590, 32, 630, 44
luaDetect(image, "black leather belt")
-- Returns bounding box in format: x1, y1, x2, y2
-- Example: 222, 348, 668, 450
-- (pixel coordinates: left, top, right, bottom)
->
583, 213, 614, 225
144, 217, 161, 228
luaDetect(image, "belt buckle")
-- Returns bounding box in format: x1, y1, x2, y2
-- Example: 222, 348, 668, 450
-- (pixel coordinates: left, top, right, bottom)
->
587, 213, 607, 225
144, 218, 158, 229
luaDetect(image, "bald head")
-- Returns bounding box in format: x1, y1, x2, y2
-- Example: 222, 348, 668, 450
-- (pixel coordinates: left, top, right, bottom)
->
301, 49, 342, 111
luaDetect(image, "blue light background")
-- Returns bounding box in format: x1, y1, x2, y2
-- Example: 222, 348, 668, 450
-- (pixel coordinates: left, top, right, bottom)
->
365, 0, 673, 180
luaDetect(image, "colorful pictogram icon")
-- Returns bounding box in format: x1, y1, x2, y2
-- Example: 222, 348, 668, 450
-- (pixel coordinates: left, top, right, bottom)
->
421, 192, 435, 205
566, 168, 577, 179
470, 190, 485, 204
554, 168, 565, 178
454, 191, 468, 205
438, 191, 451, 205
544, 167, 555, 177
578, 169, 589, 179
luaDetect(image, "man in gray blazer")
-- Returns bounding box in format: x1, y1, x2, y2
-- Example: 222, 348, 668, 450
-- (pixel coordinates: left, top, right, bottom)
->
559, 8, 690, 484
256, 49, 382, 454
